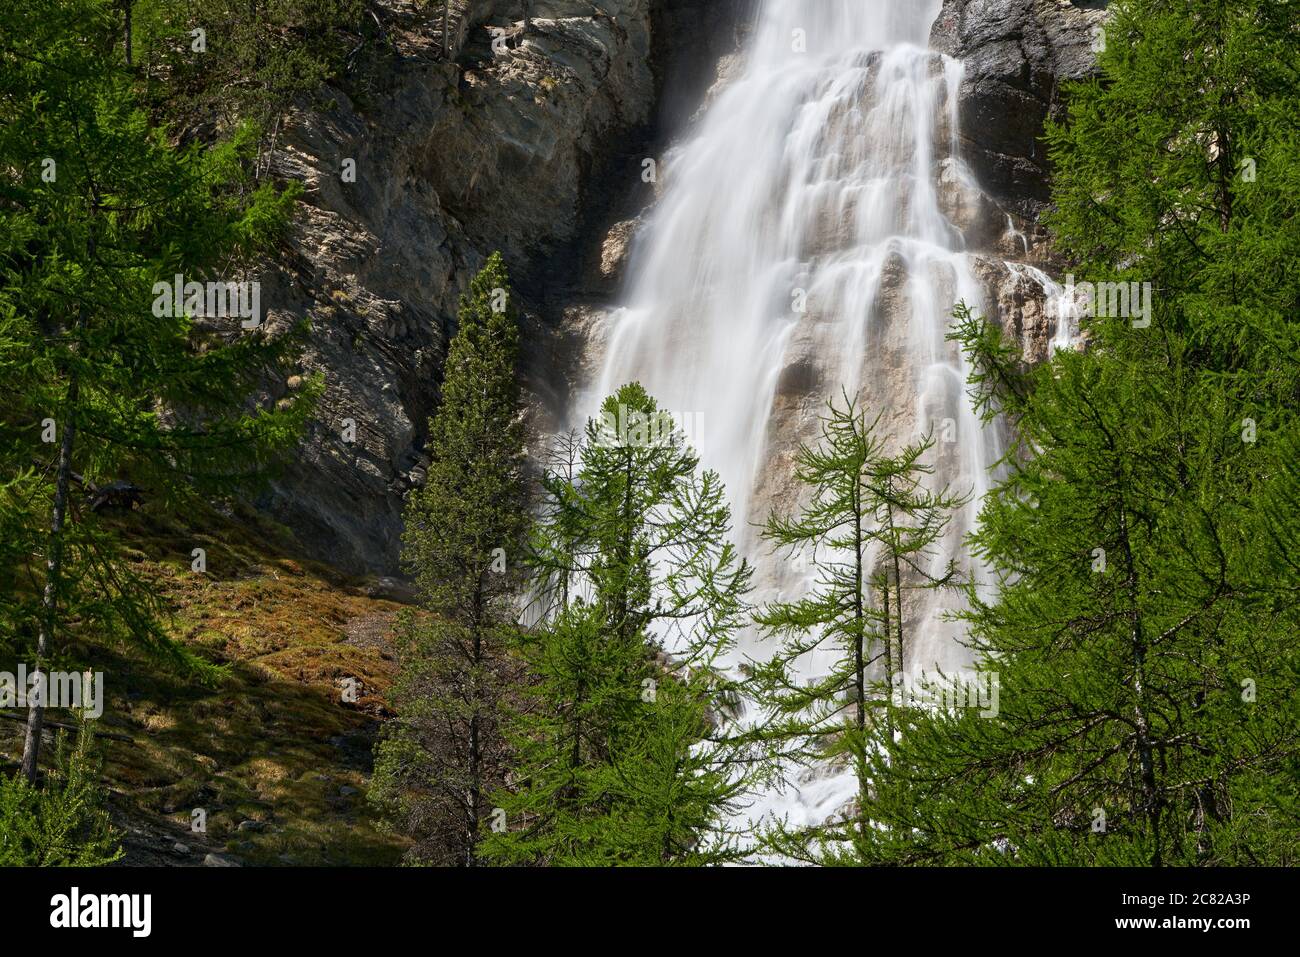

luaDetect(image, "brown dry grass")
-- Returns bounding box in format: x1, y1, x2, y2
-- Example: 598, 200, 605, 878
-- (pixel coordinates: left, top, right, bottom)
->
0, 501, 411, 866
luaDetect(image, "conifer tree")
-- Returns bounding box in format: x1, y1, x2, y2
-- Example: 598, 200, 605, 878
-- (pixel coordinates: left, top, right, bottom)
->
483, 384, 756, 865
128, 0, 365, 134
750, 393, 965, 863
0, 721, 122, 866
369, 252, 529, 866
856, 0, 1300, 865
0, 0, 313, 782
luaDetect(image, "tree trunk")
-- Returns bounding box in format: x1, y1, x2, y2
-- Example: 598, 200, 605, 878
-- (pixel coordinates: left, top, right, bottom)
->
618, 447, 634, 645
880, 564, 893, 719
466, 584, 484, 866
885, 500, 906, 677
21, 374, 78, 783
1117, 497, 1162, 865
466, 653, 480, 864
851, 485, 868, 843
852, 497, 866, 735
123, 1, 133, 67
1215, 124, 1234, 234
565, 651, 586, 804
24, 209, 97, 783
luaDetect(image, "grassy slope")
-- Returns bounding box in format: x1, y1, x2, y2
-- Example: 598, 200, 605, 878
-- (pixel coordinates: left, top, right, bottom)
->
0, 6, 423, 865
0, 503, 411, 866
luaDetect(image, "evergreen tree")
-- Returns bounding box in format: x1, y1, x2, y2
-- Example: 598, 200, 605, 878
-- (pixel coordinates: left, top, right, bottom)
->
856, 0, 1300, 866
0, 0, 313, 782
751, 393, 965, 863
483, 384, 756, 865
369, 252, 529, 866
596, 664, 751, 866
0, 721, 122, 866
128, 0, 367, 139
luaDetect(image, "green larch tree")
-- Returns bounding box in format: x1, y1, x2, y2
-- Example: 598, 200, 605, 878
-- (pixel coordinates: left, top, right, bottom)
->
750, 393, 965, 863
0, 720, 121, 866
484, 383, 757, 865
0, 0, 313, 783
857, 0, 1300, 866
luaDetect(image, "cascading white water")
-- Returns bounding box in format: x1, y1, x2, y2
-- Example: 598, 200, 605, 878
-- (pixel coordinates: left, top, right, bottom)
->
578, 0, 1062, 828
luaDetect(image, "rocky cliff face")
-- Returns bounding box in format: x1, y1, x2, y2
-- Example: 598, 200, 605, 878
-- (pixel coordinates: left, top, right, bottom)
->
931, 0, 1110, 253
253, 0, 700, 576
928, 0, 1109, 365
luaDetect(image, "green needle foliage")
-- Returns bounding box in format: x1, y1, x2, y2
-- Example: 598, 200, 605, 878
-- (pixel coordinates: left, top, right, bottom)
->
751, 393, 965, 864
483, 384, 757, 865
125, 0, 368, 139
0, 721, 122, 867
0, 0, 314, 781
370, 252, 529, 867
856, 0, 1300, 867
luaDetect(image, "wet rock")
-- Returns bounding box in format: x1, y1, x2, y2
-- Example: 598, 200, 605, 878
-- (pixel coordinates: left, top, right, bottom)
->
969, 255, 1067, 364
936, 157, 1007, 252
931, 0, 1110, 227
598, 219, 640, 285
363, 576, 418, 604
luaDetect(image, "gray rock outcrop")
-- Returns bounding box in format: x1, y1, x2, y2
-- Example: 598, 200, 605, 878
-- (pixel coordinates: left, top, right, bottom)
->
931, 0, 1110, 234
253, 1, 670, 574
929, 0, 1110, 364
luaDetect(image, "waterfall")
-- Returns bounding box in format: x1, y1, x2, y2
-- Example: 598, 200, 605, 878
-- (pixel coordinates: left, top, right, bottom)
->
575, 0, 1062, 829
